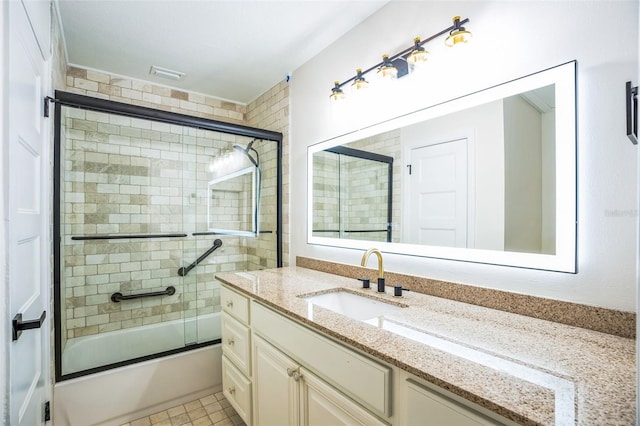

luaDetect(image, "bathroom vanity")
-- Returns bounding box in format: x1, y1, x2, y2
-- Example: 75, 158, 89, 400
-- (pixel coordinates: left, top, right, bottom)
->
216, 267, 635, 425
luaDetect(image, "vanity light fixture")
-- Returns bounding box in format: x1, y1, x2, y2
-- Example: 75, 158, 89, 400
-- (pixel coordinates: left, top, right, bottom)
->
377, 55, 398, 80
330, 81, 346, 102
329, 16, 471, 101
406, 37, 430, 70
351, 69, 370, 91
444, 16, 472, 47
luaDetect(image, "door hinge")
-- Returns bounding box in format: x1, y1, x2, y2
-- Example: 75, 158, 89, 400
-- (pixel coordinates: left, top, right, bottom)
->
44, 401, 50, 422
44, 96, 55, 118
407, 164, 412, 175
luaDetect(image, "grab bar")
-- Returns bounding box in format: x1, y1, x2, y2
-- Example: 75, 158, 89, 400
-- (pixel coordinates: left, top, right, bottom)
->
178, 239, 223, 276
111, 286, 176, 303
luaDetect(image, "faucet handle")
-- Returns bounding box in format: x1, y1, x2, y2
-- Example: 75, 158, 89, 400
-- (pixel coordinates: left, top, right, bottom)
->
394, 285, 411, 296
357, 278, 370, 289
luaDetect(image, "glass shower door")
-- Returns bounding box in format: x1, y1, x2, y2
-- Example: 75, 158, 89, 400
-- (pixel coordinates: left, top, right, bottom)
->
55, 90, 281, 380
58, 106, 192, 376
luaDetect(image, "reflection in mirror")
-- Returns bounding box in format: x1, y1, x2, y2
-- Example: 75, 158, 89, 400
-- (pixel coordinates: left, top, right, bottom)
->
312, 146, 393, 242
308, 61, 576, 272
208, 166, 260, 235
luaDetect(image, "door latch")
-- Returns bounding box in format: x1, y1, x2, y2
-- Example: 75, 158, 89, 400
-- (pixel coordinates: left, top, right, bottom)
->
12, 311, 46, 341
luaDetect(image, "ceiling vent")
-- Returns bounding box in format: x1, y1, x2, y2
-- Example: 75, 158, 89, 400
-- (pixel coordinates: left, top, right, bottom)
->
149, 65, 185, 81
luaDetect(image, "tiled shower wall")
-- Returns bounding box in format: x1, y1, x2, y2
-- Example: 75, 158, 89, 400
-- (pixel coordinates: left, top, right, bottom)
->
65, 65, 288, 265
246, 80, 289, 267
61, 67, 287, 344
349, 130, 401, 243
61, 107, 271, 340
311, 129, 402, 243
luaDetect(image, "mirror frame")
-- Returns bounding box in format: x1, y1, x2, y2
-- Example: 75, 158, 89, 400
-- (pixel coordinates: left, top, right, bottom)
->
307, 61, 576, 272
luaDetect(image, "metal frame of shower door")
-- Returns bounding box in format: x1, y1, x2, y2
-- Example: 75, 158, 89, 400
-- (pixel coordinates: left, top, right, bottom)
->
323, 145, 394, 243
51, 91, 283, 381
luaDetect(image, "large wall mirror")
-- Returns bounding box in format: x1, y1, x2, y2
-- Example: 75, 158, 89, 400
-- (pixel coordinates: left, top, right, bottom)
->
307, 61, 576, 272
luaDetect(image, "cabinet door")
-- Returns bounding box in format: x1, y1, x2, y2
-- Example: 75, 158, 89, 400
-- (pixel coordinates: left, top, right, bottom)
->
299, 367, 386, 426
253, 335, 299, 426
405, 379, 504, 426
222, 356, 252, 425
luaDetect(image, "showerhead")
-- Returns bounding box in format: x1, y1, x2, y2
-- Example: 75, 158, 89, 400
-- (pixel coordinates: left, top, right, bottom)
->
233, 139, 259, 167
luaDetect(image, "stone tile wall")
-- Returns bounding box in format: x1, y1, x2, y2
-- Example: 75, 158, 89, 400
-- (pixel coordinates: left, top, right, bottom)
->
61, 66, 288, 346
246, 80, 290, 266
66, 67, 246, 124
60, 107, 263, 340
311, 129, 401, 243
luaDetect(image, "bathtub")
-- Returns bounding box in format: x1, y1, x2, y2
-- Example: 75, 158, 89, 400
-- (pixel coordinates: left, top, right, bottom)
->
62, 312, 221, 375
54, 313, 222, 426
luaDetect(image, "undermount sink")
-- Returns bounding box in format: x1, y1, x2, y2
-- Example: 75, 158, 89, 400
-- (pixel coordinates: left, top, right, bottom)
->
302, 290, 404, 321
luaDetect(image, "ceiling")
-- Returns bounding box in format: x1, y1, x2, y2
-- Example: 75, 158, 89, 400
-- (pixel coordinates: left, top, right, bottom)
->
56, 0, 389, 105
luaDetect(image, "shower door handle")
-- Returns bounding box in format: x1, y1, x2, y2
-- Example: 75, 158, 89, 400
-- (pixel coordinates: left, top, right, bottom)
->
12, 311, 46, 341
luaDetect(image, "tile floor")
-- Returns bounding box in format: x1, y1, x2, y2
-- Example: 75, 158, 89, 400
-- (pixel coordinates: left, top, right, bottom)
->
121, 392, 245, 426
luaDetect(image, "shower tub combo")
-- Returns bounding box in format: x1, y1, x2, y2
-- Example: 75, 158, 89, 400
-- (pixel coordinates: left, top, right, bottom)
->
52, 92, 282, 425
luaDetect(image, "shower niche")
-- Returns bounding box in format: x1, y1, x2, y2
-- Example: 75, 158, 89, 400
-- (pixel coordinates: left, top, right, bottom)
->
53, 91, 282, 380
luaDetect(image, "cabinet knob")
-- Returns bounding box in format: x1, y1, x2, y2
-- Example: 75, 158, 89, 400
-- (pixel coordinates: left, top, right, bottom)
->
287, 367, 302, 381
227, 387, 236, 395
227, 338, 235, 345
226, 300, 234, 308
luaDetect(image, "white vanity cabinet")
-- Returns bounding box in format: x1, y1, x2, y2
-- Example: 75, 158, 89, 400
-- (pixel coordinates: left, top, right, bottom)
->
252, 334, 299, 425
398, 376, 511, 426
252, 333, 386, 426
220, 283, 512, 426
220, 286, 252, 424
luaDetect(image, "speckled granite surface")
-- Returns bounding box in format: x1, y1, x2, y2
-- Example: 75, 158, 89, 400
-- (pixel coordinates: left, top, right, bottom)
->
216, 267, 636, 426
297, 256, 636, 339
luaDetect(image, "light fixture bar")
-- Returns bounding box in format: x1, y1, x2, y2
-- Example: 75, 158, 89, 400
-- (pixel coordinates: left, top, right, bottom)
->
333, 17, 470, 90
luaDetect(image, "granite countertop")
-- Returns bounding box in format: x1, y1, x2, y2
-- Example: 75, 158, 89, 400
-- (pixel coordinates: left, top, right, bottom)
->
215, 266, 636, 426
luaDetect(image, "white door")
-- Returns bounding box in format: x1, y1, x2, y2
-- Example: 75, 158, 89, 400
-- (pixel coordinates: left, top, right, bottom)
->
7, 1, 50, 425
408, 139, 468, 247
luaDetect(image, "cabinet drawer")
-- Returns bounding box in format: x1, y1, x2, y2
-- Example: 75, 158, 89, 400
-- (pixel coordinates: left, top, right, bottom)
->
222, 313, 251, 375
252, 301, 392, 419
300, 367, 386, 426
222, 355, 252, 425
221, 285, 250, 324
405, 379, 507, 425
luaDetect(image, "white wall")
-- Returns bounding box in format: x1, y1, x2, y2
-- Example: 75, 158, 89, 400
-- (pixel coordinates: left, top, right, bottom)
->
541, 108, 556, 254
0, 0, 7, 423
290, 1, 638, 311
503, 95, 542, 253
400, 99, 505, 250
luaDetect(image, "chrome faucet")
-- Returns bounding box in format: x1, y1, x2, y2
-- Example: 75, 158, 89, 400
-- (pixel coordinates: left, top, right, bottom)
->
361, 248, 385, 292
